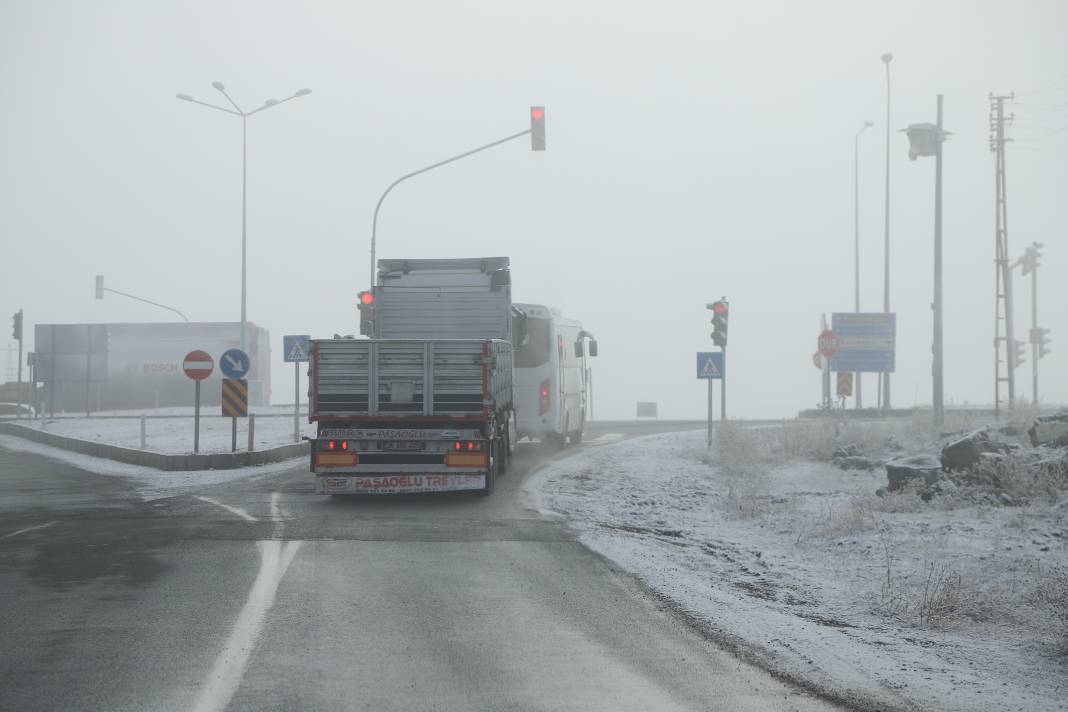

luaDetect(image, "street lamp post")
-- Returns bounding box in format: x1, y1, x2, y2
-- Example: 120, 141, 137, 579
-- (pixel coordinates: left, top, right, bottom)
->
854, 120, 873, 409
880, 52, 893, 411
903, 96, 951, 429
176, 83, 311, 350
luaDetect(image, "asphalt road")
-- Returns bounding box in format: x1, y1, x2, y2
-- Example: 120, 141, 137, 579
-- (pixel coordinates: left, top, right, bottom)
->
0, 423, 843, 712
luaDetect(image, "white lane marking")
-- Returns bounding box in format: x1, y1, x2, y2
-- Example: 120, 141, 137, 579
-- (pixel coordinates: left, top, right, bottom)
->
2, 520, 57, 539
195, 496, 258, 522
190, 493, 301, 712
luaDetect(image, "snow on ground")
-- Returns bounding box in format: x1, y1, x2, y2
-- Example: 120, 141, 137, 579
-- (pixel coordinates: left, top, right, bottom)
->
527, 429, 1068, 712
0, 434, 303, 500
11, 406, 315, 455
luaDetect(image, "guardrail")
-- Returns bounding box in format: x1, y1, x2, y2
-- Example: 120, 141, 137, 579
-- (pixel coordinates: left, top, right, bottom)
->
0, 422, 308, 471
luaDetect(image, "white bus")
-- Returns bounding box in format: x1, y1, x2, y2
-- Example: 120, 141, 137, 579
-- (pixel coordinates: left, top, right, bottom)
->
513, 304, 597, 446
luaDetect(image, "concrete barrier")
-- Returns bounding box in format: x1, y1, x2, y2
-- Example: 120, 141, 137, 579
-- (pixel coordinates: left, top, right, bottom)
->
0, 422, 308, 471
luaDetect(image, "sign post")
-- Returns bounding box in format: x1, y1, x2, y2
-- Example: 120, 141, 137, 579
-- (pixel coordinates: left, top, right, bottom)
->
283, 335, 311, 443
696, 352, 725, 446
220, 348, 251, 452
183, 350, 214, 454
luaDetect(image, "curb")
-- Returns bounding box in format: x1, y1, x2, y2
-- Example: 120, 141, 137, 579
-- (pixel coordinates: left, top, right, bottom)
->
0, 422, 308, 471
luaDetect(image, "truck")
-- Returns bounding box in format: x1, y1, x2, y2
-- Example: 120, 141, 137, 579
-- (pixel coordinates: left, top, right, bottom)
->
309, 257, 519, 496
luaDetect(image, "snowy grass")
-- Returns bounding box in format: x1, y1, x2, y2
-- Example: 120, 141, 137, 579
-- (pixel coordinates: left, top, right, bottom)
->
530, 428, 1068, 711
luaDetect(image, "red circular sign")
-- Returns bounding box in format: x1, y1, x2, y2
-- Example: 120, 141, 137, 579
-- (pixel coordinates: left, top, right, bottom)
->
818, 329, 839, 359
183, 350, 214, 381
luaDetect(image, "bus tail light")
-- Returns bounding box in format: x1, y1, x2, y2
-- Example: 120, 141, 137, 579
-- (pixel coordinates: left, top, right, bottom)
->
539, 379, 551, 416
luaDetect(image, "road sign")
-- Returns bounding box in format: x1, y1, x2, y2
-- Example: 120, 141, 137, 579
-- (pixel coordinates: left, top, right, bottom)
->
818, 329, 839, 359
696, 352, 724, 380
812, 351, 823, 369
283, 335, 311, 363
837, 372, 854, 397
829, 313, 896, 373
221, 378, 248, 418
220, 348, 250, 379
183, 350, 214, 381
636, 402, 658, 418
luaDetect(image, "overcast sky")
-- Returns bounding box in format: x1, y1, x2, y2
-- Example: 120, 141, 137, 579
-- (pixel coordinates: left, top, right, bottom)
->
2, 0, 1066, 419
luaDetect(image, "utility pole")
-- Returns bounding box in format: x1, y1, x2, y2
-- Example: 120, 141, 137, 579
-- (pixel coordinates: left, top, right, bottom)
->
854, 120, 873, 409
990, 93, 1015, 418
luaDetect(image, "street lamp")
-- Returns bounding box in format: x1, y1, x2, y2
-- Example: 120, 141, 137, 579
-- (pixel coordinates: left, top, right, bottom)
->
880, 52, 893, 411
175, 81, 312, 350
854, 119, 873, 409
902, 96, 951, 428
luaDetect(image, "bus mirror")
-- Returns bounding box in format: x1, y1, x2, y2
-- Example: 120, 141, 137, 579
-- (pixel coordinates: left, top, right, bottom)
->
574, 341, 584, 358
589, 341, 598, 357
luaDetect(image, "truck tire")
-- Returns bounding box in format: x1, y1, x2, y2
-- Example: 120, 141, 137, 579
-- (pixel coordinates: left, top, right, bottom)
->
479, 439, 498, 496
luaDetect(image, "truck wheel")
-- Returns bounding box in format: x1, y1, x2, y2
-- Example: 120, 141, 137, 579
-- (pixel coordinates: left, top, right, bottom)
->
498, 432, 509, 476
479, 440, 497, 496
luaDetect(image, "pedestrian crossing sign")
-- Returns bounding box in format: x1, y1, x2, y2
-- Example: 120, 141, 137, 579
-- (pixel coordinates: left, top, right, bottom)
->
283, 335, 311, 363
696, 352, 724, 380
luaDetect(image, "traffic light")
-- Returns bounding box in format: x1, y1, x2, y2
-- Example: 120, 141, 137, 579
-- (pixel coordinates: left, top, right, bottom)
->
707, 299, 729, 348
11, 310, 22, 341
1020, 242, 1043, 276
1032, 327, 1051, 359
530, 106, 546, 151
1013, 339, 1026, 369
357, 290, 375, 337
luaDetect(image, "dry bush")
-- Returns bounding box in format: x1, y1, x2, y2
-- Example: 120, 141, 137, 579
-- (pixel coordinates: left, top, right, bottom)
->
1033, 565, 1068, 649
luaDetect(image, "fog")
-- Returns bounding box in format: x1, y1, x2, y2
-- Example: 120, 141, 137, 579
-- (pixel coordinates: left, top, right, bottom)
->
2, 0, 1065, 419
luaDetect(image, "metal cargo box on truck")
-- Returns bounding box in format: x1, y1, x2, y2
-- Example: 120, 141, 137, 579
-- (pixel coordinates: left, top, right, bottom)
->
372, 257, 513, 342
309, 338, 515, 496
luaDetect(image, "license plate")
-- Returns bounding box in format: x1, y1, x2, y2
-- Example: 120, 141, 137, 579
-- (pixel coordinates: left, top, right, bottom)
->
381, 441, 425, 451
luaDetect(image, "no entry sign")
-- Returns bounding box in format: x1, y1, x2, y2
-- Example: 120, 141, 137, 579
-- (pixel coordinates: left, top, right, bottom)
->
183, 350, 214, 381
818, 330, 839, 359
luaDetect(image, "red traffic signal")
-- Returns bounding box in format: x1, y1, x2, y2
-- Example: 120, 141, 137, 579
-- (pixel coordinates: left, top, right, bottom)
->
358, 291, 374, 306
710, 301, 727, 316
530, 106, 546, 151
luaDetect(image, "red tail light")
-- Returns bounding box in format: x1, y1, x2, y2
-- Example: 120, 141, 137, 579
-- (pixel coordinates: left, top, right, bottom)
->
327, 440, 336, 450
539, 379, 551, 416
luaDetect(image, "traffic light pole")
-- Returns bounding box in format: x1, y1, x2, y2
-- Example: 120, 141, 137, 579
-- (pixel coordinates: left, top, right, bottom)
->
370, 128, 532, 287
720, 346, 726, 422
707, 378, 714, 447
15, 309, 23, 419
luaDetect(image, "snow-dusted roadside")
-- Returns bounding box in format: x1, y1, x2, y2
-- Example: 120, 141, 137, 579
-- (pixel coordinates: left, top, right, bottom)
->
11, 410, 315, 455
0, 434, 301, 499
527, 430, 1068, 712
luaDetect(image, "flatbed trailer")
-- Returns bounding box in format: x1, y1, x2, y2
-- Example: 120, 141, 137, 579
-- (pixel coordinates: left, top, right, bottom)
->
309, 338, 514, 496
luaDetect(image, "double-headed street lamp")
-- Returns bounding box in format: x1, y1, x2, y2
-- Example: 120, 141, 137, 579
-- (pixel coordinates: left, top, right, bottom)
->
903, 96, 951, 428
880, 52, 893, 411
176, 82, 312, 350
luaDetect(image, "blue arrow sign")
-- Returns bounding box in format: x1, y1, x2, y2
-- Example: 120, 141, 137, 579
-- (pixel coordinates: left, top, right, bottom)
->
696, 351, 724, 380
220, 348, 251, 379
283, 335, 311, 363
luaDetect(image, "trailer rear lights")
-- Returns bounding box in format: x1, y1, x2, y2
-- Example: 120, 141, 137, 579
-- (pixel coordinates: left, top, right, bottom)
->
327, 440, 336, 450
341, 440, 349, 450
539, 379, 551, 416
453, 441, 483, 452
446, 452, 487, 467
316, 452, 358, 466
